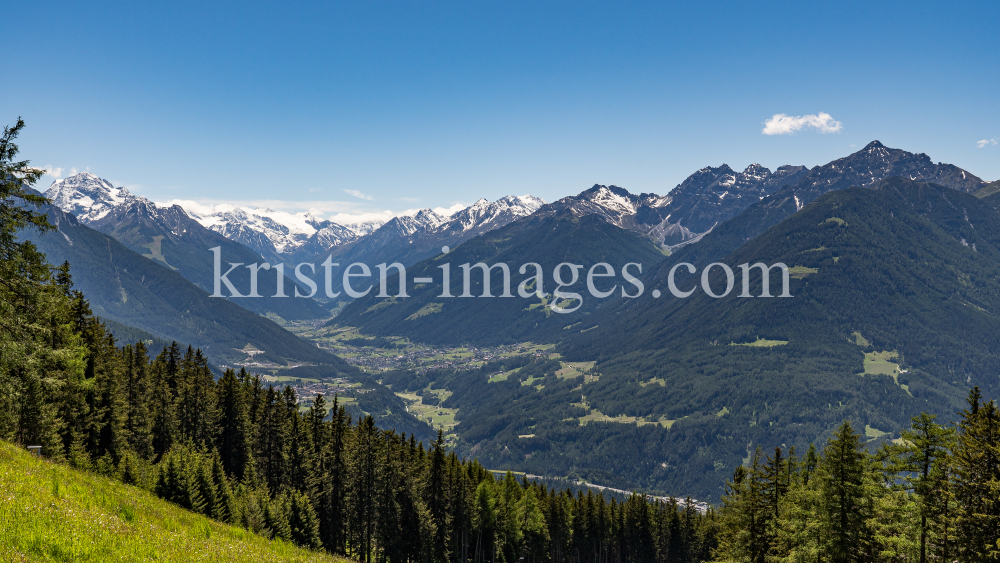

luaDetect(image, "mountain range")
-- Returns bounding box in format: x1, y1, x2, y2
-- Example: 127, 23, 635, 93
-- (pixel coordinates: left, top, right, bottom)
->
33, 141, 998, 500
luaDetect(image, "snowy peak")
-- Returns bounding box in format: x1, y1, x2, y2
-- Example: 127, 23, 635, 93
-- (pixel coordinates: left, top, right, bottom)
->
44, 172, 132, 223
792, 140, 986, 196
579, 185, 640, 215
439, 194, 546, 236
388, 209, 447, 237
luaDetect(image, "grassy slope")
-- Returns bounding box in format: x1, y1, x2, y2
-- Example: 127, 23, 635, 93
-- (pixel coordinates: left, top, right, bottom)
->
0, 442, 344, 563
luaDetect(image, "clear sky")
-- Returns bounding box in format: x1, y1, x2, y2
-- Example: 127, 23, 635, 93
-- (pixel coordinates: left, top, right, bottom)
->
6, 0, 999, 221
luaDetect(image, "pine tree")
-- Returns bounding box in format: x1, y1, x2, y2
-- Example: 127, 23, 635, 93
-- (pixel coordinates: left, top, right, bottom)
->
820, 420, 869, 563
216, 368, 251, 480
898, 412, 956, 563
321, 396, 351, 554
426, 429, 451, 563
289, 490, 323, 549
124, 342, 154, 459
150, 346, 179, 458
210, 449, 237, 523
350, 415, 379, 563
197, 453, 220, 517
266, 492, 293, 541
952, 387, 1000, 562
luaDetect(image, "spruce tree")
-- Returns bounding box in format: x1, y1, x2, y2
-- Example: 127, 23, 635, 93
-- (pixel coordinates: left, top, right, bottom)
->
952, 387, 1000, 562
216, 368, 251, 480
820, 420, 869, 563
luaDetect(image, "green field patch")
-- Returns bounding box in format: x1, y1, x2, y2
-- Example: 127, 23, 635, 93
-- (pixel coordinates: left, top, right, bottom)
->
823, 217, 847, 226
406, 302, 443, 320
863, 350, 899, 376
731, 337, 788, 347
865, 425, 889, 439
578, 409, 637, 426
788, 266, 819, 279
395, 391, 458, 430
640, 378, 666, 388
851, 331, 871, 348
716, 406, 730, 417
364, 297, 398, 314
555, 361, 596, 380
262, 375, 321, 383
637, 416, 678, 429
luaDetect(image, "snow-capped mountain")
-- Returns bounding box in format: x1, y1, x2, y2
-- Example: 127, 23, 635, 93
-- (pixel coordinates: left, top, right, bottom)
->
84, 191, 329, 319
42, 173, 545, 266
44, 172, 132, 223
436, 195, 546, 238
191, 207, 333, 257
537, 141, 985, 251
307, 194, 548, 296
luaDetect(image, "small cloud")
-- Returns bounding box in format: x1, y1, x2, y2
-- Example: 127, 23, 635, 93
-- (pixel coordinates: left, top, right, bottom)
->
343, 189, 374, 200
308, 188, 322, 193
762, 112, 843, 135
977, 138, 998, 148
37, 165, 64, 179
433, 203, 469, 217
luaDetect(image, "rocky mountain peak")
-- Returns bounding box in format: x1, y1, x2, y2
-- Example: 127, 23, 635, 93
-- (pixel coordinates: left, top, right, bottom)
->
44, 172, 132, 223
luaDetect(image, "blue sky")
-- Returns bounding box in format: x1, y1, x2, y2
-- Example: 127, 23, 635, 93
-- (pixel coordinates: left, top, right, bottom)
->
6, 0, 998, 221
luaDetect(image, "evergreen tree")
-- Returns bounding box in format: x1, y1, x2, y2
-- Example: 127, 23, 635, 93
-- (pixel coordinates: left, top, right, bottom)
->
426, 429, 451, 563
820, 420, 869, 563
216, 368, 251, 480
898, 412, 956, 563
124, 342, 154, 458
952, 387, 1000, 562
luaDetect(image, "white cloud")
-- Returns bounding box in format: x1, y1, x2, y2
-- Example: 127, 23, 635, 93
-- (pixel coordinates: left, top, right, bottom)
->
762, 112, 843, 135
433, 203, 469, 216
343, 188, 374, 200
162, 197, 364, 217
159, 196, 475, 229
977, 138, 998, 148
36, 165, 64, 179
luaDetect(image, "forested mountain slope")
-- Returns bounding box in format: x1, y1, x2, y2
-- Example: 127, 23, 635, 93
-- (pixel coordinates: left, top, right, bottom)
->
383, 178, 1000, 500
92, 196, 328, 320
20, 201, 350, 369
522, 177, 1000, 497
333, 212, 667, 345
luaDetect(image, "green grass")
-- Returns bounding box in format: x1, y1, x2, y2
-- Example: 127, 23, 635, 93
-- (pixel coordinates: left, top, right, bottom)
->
394, 392, 459, 431
730, 337, 788, 347
863, 350, 899, 376
788, 266, 819, 279
405, 302, 443, 320
865, 425, 889, 440
0, 441, 343, 563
